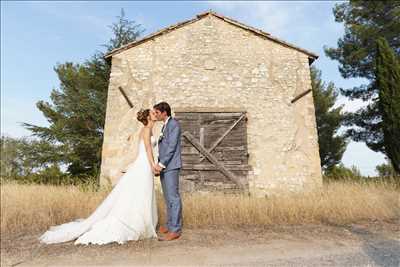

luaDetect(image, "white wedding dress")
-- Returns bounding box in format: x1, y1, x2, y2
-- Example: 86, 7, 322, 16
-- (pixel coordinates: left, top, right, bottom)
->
38, 136, 158, 245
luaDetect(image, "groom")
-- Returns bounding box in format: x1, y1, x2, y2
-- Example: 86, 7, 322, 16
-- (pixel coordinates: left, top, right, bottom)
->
153, 102, 183, 241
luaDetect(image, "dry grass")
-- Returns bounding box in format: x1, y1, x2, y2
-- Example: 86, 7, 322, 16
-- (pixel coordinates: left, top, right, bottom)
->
1, 181, 399, 236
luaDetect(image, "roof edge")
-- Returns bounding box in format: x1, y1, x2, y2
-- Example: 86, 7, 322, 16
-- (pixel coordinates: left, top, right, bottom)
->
104, 11, 318, 61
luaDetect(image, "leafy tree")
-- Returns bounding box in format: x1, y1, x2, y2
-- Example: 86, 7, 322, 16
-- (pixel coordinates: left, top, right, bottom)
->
375, 37, 400, 174
1, 135, 21, 177
324, 1, 400, 154
311, 66, 347, 171
376, 160, 398, 178
0, 135, 61, 177
324, 163, 364, 182
22, 9, 144, 178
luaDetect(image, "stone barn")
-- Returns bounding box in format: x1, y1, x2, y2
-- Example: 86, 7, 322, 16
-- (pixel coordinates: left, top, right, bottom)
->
100, 11, 322, 196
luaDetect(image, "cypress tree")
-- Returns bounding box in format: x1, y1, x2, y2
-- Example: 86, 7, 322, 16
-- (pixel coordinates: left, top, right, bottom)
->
375, 37, 400, 174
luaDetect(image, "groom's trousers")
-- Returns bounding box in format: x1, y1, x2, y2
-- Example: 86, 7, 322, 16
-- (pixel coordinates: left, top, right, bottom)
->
160, 169, 182, 233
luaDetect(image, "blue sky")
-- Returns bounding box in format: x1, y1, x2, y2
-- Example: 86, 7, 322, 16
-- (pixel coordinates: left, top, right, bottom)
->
1, 1, 386, 175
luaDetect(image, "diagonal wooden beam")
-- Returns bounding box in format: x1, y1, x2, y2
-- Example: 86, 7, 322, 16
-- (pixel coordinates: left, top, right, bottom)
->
199, 113, 246, 162
118, 86, 134, 108
183, 131, 245, 189
291, 89, 312, 103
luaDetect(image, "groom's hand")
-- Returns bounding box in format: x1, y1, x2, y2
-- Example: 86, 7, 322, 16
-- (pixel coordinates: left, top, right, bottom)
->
154, 164, 163, 172
152, 164, 161, 176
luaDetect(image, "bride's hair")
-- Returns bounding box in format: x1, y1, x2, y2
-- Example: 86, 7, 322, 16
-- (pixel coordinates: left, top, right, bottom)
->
137, 108, 150, 125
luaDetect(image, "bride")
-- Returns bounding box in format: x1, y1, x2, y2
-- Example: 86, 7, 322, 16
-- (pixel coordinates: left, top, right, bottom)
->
39, 109, 159, 245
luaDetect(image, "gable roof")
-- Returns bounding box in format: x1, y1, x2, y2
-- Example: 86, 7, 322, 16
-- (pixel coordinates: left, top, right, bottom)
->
104, 11, 318, 63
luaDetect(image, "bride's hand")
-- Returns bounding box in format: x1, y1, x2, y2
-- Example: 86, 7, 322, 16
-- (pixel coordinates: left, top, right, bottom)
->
152, 162, 158, 172
152, 163, 161, 176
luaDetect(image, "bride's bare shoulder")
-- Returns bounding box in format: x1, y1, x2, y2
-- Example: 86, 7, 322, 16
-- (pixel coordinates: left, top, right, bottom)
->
137, 127, 145, 139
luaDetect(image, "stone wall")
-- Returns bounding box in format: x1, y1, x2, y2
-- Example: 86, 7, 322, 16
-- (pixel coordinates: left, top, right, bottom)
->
100, 14, 322, 196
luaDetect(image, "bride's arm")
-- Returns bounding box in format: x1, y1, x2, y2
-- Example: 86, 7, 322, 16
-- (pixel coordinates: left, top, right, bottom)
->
143, 127, 156, 168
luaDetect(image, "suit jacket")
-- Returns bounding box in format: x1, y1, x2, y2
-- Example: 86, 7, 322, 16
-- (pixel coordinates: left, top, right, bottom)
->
158, 117, 182, 171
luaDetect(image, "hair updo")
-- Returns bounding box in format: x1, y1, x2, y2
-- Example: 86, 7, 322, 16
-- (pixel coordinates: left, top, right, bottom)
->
137, 108, 150, 125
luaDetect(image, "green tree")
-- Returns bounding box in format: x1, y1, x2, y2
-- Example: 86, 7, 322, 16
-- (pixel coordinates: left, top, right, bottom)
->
0, 135, 60, 178
376, 160, 398, 178
324, 163, 364, 182
375, 37, 400, 174
104, 8, 145, 52
311, 66, 347, 171
325, 1, 400, 154
22, 9, 144, 178
1, 135, 21, 177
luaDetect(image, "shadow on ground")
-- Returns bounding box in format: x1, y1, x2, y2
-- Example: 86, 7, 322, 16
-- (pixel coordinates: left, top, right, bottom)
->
347, 224, 400, 267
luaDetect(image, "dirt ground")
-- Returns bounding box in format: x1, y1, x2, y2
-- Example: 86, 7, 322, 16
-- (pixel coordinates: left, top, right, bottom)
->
1, 220, 399, 267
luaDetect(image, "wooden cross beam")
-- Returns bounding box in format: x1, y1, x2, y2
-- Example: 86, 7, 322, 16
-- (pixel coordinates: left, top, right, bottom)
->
199, 113, 246, 162
183, 131, 245, 189
118, 86, 134, 108
291, 89, 312, 104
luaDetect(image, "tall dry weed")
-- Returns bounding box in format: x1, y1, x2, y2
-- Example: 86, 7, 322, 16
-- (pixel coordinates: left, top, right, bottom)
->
1, 180, 399, 236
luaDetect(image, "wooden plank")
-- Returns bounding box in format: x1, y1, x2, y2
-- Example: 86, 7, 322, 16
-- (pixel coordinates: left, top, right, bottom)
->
218, 137, 247, 146
175, 108, 246, 113
175, 115, 200, 121
201, 116, 242, 123
183, 131, 245, 189
222, 152, 247, 162
200, 113, 246, 162
118, 86, 134, 108
207, 133, 246, 145
219, 160, 243, 165
182, 146, 199, 154
199, 127, 205, 147
205, 124, 245, 132
182, 164, 252, 171
291, 89, 312, 103
214, 146, 246, 151
181, 155, 201, 164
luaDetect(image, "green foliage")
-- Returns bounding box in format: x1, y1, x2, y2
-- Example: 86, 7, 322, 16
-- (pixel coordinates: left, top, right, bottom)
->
0, 135, 99, 186
324, 163, 364, 182
21, 9, 144, 179
311, 66, 347, 171
1, 135, 20, 177
376, 161, 398, 178
1, 135, 62, 177
104, 9, 144, 52
23, 57, 109, 176
324, 1, 400, 154
375, 37, 400, 174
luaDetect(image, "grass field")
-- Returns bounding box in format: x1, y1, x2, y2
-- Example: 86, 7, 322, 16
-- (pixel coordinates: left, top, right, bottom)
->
1, 180, 399, 236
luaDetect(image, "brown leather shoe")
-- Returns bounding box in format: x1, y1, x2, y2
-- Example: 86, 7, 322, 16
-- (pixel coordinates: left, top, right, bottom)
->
158, 231, 181, 241
158, 225, 168, 234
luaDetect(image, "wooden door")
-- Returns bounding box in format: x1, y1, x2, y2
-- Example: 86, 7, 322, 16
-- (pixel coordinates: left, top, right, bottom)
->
174, 111, 250, 193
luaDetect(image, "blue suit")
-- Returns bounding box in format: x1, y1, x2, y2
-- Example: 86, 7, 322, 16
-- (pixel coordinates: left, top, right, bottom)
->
158, 117, 182, 233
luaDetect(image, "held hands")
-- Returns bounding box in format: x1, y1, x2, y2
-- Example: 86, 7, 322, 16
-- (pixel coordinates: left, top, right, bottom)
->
152, 163, 163, 176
